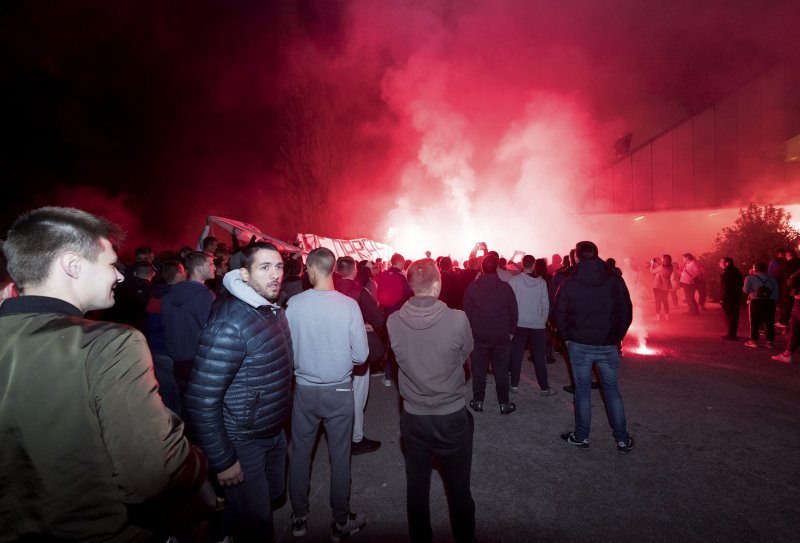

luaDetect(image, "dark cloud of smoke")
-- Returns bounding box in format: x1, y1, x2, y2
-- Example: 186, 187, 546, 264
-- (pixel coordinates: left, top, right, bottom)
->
1, 0, 798, 258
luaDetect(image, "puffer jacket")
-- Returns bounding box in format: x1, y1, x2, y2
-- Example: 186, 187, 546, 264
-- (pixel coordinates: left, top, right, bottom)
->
184, 288, 293, 473
554, 258, 633, 346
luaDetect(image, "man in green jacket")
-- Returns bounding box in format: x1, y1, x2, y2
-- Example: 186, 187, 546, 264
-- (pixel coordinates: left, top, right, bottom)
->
0, 207, 208, 542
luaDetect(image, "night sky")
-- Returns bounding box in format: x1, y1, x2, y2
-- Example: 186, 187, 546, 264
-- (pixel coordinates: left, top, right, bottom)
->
2, 0, 798, 257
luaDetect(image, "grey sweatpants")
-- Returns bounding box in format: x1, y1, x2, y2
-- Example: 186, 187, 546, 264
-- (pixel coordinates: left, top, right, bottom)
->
289, 383, 355, 524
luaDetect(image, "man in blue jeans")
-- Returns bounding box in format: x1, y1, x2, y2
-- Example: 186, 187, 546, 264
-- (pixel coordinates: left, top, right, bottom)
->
554, 241, 635, 453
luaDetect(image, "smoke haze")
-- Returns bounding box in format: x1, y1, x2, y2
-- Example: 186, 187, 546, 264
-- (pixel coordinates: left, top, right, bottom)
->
1, 0, 799, 260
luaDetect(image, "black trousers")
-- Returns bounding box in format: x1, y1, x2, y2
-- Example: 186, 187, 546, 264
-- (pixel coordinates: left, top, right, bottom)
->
400, 408, 475, 543
749, 298, 776, 342
470, 334, 511, 404
721, 299, 740, 337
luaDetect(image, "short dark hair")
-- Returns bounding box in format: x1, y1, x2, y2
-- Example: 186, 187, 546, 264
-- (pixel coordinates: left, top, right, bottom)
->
408, 258, 440, 294
131, 261, 154, 279
682, 253, 695, 261
0, 241, 11, 288
284, 257, 301, 276
575, 241, 599, 261
307, 247, 335, 276
722, 257, 734, 267
521, 254, 535, 270
439, 256, 452, 271
390, 253, 405, 267
533, 258, 547, 278
185, 251, 212, 278
134, 246, 153, 260
3, 207, 125, 288
754, 262, 768, 273
241, 242, 280, 271
202, 236, 218, 250
481, 255, 499, 274
161, 260, 184, 283
336, 256, 356, 276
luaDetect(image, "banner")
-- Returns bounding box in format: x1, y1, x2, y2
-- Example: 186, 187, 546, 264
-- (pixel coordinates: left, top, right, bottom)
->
296, 233, 393, 262
201, 216, 302, 254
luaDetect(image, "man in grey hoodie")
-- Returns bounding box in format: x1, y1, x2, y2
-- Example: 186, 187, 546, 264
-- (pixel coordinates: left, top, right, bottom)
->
388, 258, 476, 543
508, 254, 555, 396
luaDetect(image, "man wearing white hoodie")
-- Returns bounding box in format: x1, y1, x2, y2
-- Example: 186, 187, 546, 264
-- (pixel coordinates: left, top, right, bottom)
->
508, 255, 555, 396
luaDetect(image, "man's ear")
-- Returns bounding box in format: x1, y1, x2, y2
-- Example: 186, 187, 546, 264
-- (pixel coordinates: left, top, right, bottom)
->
240, 267, 250, 283
0, 282, 17, 301
60, 252, 82, 279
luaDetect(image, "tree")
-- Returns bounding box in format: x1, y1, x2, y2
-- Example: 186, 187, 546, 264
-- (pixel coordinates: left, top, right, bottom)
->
702, 204, 800, 300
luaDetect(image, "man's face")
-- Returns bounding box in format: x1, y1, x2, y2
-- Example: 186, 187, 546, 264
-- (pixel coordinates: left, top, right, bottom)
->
242, 249, 283, 302
199, 256, 215, 281
79, 238, 124, 312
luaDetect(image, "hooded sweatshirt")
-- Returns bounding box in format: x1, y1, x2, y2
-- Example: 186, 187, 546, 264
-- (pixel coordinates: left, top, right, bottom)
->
463, 274, 518, 337
161, 280, 215, 360
388, 296, 474, 416
554, 258, 633, 346
508, 272, 549, 329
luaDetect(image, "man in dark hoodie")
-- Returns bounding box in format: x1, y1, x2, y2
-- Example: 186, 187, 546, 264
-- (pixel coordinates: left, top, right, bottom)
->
719, 257, 744, 340
463, 254, 518, 414
388, 258, 475, 543
146, 260, 186, 414
376, 253, 413, 386
162, 250, 216, 413
554, 241, 634, 453
336, 256, 386, 455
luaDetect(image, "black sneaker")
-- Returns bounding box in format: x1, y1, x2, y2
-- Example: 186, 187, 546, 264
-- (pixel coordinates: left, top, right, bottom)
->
291, 512, 308, 537
468, 399, 483, 412
560, 432, 589, 449
351, 437, 381, 455
499, 402, 516, 415
617, 437, 635, 454
562, 385, 575, 394
330, 512, 366, 542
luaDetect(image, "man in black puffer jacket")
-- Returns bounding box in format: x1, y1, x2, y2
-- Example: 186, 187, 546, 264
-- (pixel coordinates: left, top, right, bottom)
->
185, 242, 293, 542
554, 241, 634, 454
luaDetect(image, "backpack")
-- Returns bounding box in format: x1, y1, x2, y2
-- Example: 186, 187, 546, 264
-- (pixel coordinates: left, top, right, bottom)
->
755, 277, 772, 299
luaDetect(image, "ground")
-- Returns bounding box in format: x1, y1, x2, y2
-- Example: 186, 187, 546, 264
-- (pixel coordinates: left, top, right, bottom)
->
271, 305, 800, 542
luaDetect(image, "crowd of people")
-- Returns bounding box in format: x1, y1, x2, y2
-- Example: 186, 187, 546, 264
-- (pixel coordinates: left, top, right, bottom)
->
645, 249, 800, 362
1, 205, 796, 543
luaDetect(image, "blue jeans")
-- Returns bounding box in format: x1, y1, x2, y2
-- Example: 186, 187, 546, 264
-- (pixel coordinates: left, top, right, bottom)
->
224, 432, 287, 542
566, 341, 629, 443
151, 352, 181, 415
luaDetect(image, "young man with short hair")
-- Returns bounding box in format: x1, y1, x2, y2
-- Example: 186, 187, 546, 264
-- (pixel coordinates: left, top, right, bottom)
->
286, 248, 369, 541
388, 258, 476, 543
186, 242, 293, 542
0, 207, 208, 540
162, 250, 216, 410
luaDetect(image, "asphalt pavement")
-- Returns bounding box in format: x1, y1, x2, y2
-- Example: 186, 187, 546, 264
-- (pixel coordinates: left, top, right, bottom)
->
271, 304, 800, 542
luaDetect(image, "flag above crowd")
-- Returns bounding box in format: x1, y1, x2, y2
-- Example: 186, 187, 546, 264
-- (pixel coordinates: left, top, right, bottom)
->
198, 216, 301, 254
296, 233, 393, 262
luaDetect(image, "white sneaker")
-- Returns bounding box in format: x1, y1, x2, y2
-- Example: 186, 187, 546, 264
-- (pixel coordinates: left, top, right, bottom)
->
772, 352, 792, 363
744, 340, 758, 348
382, 378, 392, 387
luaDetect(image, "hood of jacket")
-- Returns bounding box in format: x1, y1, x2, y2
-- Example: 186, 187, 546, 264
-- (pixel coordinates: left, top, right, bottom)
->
165, 280, 210, 307
474, 273, 506, 292
571, 258, 611, 288
396, 296, 448, 330
515, 272, 543, 287
152, 282, 171, 300
222, 269, 280, 310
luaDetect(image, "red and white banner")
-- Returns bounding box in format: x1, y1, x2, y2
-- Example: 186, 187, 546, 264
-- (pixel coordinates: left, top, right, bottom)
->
296, 233, 393, 262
